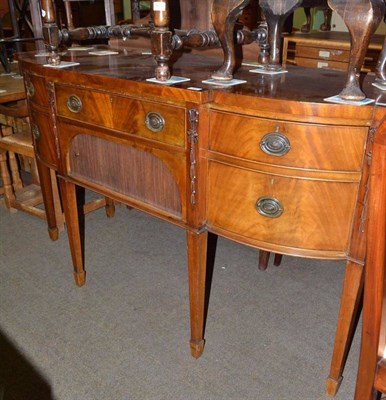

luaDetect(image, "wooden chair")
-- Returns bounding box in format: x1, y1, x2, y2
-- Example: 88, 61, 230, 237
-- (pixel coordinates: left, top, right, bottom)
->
0, 98, 116, 237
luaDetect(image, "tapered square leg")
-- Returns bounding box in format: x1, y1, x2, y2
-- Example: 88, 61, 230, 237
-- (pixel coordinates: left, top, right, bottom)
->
187, 230, 208, 358
326, 260, 363, 396
59, 178, 86, 287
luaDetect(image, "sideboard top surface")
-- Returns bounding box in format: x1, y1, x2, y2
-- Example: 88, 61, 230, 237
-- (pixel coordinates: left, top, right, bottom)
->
18, 46, 382, 123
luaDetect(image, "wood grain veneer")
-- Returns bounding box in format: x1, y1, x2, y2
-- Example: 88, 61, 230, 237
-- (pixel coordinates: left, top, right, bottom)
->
69, 134, 183, 217
209, 110, 368, 172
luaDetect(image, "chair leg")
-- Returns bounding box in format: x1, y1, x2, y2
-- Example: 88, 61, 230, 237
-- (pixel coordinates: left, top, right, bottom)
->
1, 125, 23, 191
0, 150, 17, 212
326, 260, 364, 397
7, 150, 23, 192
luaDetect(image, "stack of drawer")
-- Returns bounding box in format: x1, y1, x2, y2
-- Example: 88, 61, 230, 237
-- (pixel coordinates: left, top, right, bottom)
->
206, 103, 369, 259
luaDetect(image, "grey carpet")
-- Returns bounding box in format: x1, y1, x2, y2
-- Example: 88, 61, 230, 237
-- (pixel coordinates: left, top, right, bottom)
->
0, 200, 361, 400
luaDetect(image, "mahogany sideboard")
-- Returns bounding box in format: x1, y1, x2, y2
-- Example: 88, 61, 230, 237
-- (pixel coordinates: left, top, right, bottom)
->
17, 47, 386, 397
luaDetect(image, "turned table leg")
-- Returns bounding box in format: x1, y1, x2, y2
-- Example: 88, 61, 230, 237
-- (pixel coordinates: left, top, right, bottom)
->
59, 178, 86, 287
187, 229, 208, 358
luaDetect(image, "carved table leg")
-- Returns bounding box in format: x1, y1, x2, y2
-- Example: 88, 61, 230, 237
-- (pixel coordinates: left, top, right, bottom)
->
211, 0, 251, 80
326, 260, 364, 397
59, 178, 86, 287
36, 159, 59, 241
187, 229, 208, 358
259, 0, 303, 71
328, 0, 385, 100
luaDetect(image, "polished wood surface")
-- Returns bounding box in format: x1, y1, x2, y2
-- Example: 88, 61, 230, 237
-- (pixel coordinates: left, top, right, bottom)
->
18, 48, 386, 397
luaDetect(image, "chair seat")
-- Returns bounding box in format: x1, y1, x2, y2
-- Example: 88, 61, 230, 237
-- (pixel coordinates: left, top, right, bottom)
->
0, 129, 34, 158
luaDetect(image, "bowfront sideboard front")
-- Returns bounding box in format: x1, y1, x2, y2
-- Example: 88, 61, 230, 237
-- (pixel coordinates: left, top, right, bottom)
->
18, 49, 385, 397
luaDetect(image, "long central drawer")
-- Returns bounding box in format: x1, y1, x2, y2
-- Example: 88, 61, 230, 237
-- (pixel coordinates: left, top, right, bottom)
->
55, 85, 186, 147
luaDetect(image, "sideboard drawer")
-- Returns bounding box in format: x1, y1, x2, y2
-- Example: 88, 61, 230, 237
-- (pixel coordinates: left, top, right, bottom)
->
207, 161, 358, 253
209, 111, 367, 171
24, 74, 50, 108
30, 110, 58, 168
55, 85, 186, 147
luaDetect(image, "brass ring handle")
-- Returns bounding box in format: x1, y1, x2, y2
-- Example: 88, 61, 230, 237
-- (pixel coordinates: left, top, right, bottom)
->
26, 81, 35, 98
260, 132, 291, 156
145, 112, 165, 132
255, 196, 284, 218
31, 123, 40, 140
67, 95, 83, 113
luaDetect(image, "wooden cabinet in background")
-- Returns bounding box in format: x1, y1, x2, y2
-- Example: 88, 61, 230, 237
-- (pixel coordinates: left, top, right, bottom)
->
283, 31, 384, 72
